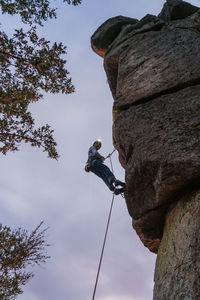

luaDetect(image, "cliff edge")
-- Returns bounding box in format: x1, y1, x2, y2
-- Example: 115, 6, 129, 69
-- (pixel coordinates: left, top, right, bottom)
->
91, 0, 200, 299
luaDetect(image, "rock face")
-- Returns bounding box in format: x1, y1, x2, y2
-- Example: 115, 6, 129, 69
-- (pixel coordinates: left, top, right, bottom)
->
115, 86, 200, 253
154, 189, 200, 299
91, 16, 138, 58
91, 0, 200, 298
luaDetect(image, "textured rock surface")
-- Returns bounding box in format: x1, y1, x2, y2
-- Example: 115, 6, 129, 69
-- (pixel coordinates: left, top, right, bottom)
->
154, 190, 200, 299
91, 2, 200, 253
115, 28, 200, 109
91, 0, 200, 298
114, 86, 200, 252
158, 0, 199, 21
91, 16, 138, 58
104, 15, 164, 101
104, 12, 200, 109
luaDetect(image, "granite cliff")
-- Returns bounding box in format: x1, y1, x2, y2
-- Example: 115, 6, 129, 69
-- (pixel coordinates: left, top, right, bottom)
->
91, 0, 200, 298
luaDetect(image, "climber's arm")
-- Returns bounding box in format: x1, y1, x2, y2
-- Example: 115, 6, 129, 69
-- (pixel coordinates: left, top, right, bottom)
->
96, 151, 105, 161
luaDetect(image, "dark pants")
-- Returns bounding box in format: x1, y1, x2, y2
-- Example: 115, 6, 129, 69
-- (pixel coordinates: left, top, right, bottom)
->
90, 159, 115, 191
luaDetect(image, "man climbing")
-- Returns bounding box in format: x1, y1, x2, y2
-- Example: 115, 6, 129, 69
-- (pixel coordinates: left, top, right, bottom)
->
85, 140, 125, 195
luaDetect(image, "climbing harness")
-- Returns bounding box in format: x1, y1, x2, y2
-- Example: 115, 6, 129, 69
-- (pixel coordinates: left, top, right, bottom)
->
85, 148, 116, 173
91, 149, 117, 300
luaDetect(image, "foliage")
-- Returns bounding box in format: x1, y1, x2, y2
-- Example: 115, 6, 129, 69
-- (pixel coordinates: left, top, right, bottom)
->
0, 0, 81, 158
0, 102, 58, 158
0, 1, 81, 298
64, 0, 82, 7
0, 26, 72, 158
0, 0, 82, 25
0, 222, 49, 299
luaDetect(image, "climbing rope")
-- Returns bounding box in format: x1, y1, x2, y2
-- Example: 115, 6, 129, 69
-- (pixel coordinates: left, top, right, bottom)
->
108, 149, 125, 198
106, 149, 116, 161
92, 192, 115, 300
91, 149, 116, 300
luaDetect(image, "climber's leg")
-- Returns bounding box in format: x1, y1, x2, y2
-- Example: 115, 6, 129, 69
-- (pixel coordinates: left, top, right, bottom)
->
91, 161, 115, 191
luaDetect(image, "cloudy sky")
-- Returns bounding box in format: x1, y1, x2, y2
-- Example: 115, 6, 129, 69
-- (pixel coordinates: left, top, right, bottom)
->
1, 0, 200, 299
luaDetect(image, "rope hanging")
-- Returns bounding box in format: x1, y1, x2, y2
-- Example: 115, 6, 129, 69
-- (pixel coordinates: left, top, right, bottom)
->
91, 149, 116, 300
92, 192, 115, 300
106, 149, 116, 160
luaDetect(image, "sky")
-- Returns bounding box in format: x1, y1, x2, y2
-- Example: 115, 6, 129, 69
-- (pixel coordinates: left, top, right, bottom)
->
1, 0, 200, 299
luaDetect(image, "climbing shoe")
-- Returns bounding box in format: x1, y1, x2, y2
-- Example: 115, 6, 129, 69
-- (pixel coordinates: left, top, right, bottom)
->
114, 179, 126, 188
114, 187, 124, 195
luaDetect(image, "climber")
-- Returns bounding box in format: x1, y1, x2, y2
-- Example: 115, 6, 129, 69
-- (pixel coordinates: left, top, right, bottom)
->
85, 139, 125, 195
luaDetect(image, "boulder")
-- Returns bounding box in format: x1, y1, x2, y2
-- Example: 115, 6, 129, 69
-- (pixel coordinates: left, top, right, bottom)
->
104, 12, 200, 108
104, 16, 164, 100
158, 0, 199, 21
91, 16, 138, 58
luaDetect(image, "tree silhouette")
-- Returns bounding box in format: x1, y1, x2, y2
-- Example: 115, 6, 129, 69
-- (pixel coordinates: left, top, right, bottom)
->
0, 222, 49, 299
0, 0, 81, 158
0, 1, 82, 298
